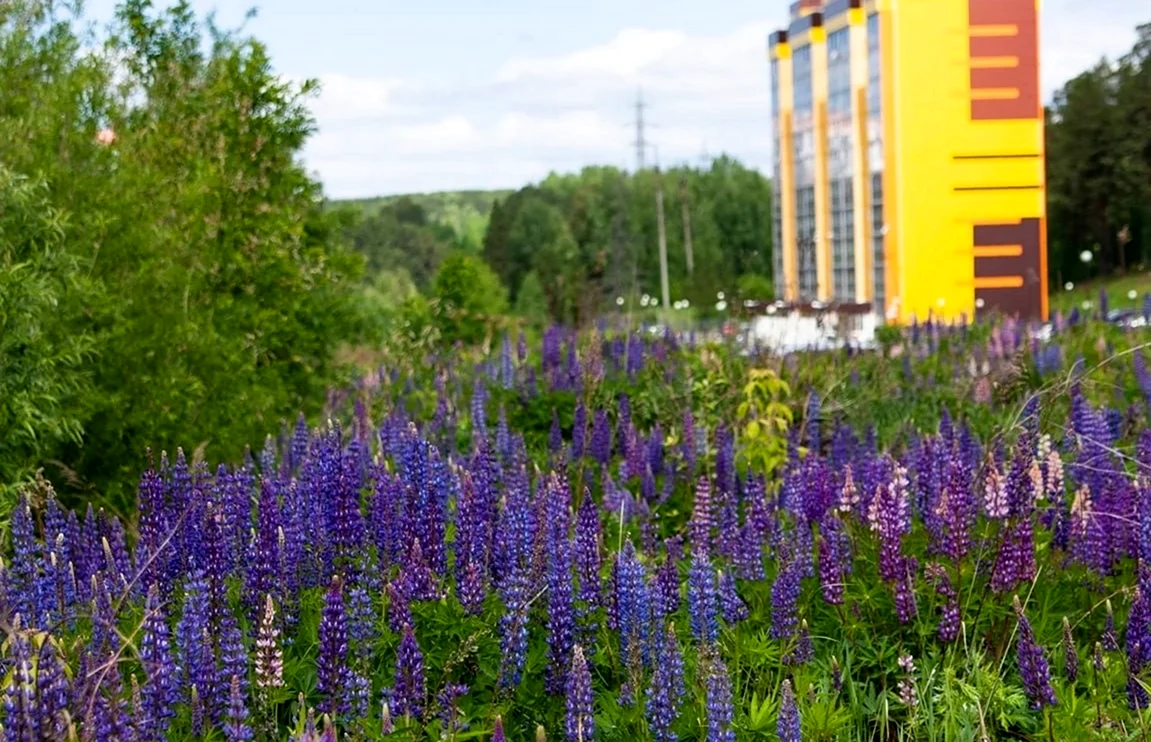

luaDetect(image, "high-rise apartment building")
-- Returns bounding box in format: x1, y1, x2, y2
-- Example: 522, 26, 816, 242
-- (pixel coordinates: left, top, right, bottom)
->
768, 0, 1047, 322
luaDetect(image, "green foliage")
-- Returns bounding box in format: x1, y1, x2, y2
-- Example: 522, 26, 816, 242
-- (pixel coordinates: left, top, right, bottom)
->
513, 270, 550, 324
736, 367, 792, 477
432, 253, 508, 346
737, 272, 775, 302
476, 158, 772, 327
0, 167, 93, 500
336, 189, 509, 250
0, 0, 367, 508
337, 197, 455, 290
510, 196, 580, 323
1046, 22, 1151, 284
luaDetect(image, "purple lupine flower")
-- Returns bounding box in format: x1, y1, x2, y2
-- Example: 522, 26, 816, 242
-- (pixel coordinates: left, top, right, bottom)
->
687, 551, 720, 643
393, 624, 426, 721
925, 563, 960, 643
645, 623, 685, 742
498, 567, 531, 688
893, 558, 919, 624
689, 477, 713, 558
496, 405, 513, 463
869, 464, 911, 582
575, 494, 602, 613
219, 608, 248, 702
225, 674, 253, 742
572, 403, 588, 459
590, 410, 612, 467
784, 620, 814, 666
247, 478, 281, 612
399, 538, 440, 603
990, 448, 1040, 594
255, 594, 284, 694
718, 570, 748, 624
1103, 599, 1119, 651
547, 537, 576, 695
500, 333, 515, 389
616, 542, 652, 671
178, 571, 220, 716
348, 582, 378, 657
36, 638, 70, 739
1063, 616, 1079, 682
645, 547, 675, 629
817, 514, 851, 605
492, 715, 507, 742
770, 545, 803, 641
897, 654, 918, 707
471, 377, 489, 443
494, 466, 534, 589
703, 647, 735, 742
4, 623, 37, 740
624, 425, 645, 483
8, 495, 38, 622
1128, 579, 1151, 709
139, 588, 179, 740
941, 443, 977, 561
437, 683, 469, 736
566, 645, 594, 742
1014, 595, 1057, 710
777, 678, 801, 742
331, 445, 366, 564
805, 392, 822, 454
317, 576, 348, 716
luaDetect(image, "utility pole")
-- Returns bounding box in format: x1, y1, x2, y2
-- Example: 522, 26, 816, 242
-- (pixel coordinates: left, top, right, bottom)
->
634, 90, 647, 171
679, 173, 694, 276
654, 146, 670, 313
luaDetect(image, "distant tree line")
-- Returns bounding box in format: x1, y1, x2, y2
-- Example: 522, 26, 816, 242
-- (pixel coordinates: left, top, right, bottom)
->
1046, 22, 1151, 284
340, 157, 775, 333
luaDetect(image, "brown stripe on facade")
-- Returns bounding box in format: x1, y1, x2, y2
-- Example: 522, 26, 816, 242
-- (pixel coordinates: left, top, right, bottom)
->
973, 218, 1043, 318
968, 0, 1039, 121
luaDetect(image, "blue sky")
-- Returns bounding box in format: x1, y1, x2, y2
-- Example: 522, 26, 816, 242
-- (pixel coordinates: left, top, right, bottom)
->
82, 0, 1147, 199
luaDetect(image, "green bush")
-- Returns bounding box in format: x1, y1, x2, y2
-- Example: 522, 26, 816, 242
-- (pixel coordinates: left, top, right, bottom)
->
432, 252, 508, 345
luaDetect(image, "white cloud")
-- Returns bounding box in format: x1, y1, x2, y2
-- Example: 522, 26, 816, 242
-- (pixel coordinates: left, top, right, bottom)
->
495, 28, 688, 82
308, 74, 420, 123
306, 5, 1146, 198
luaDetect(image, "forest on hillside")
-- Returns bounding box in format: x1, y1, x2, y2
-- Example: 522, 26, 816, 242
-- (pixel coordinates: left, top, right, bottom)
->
338, 156, 774, 330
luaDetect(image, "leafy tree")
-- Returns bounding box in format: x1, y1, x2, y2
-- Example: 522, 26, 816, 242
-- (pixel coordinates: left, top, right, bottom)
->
1046, 22, 1151, 284
509, 197, 579, 323
341, 199, 451, 289
0, 0, 368, 507
514, 270, 550, 324
0, 167, 93, 500
432, 253, 508, 345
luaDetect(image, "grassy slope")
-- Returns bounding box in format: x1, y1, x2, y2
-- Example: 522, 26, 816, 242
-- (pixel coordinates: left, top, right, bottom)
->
1049, 269, 1150, 314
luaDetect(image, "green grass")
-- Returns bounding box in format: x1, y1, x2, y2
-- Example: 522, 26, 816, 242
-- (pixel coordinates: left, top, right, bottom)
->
1048, 268, 1150, 314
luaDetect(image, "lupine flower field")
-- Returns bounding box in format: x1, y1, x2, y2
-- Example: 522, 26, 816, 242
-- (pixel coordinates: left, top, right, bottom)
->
3, 297, 1151, 741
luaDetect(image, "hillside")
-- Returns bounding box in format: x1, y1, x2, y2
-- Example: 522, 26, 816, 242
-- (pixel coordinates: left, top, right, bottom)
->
333, 189, 511, 247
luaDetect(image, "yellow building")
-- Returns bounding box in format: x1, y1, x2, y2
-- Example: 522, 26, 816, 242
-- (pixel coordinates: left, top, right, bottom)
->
769, 0, 1048, 322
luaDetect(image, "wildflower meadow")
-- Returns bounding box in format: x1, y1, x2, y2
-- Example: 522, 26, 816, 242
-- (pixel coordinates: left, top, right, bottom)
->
4, 298, 1151, 741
